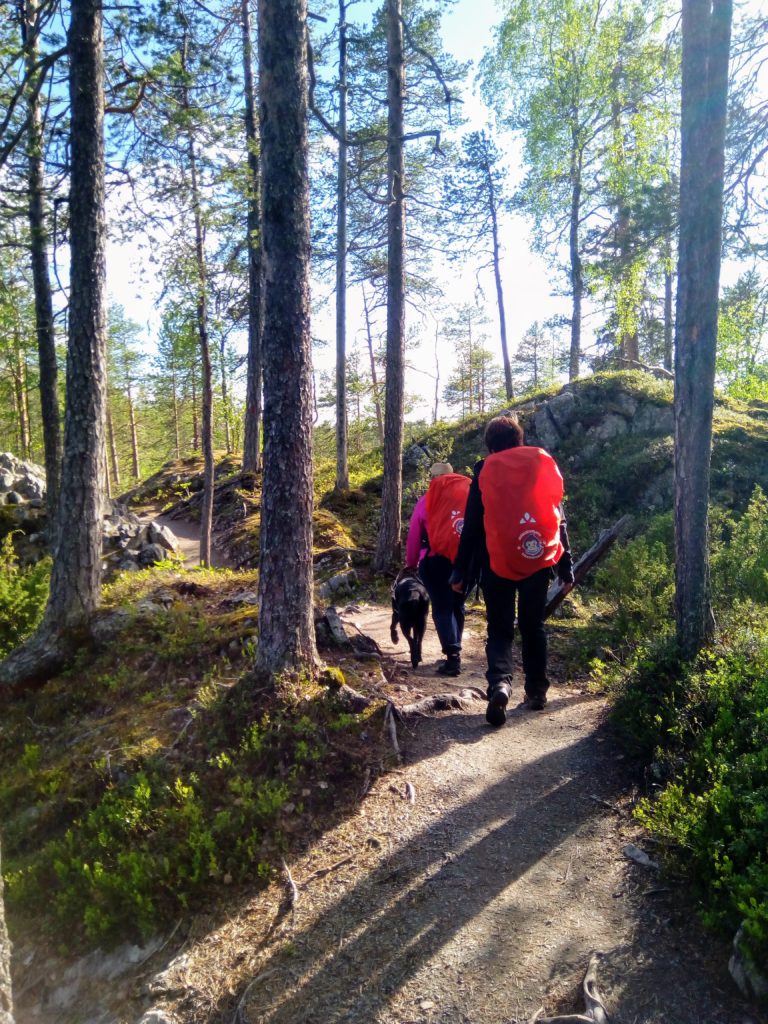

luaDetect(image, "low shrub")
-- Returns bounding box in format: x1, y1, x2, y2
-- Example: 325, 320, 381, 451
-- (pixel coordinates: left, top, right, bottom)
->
626, 615, 768, 968
0, 535, 50, 657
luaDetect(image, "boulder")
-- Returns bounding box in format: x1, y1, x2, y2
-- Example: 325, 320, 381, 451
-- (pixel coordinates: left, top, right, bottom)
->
605, 392, 639, 418
147, 521, 181, 554
0, 471, 14, 492
5, 492, 23, 506
402, 444, 432, 473
533, 406, 562, 451
729, 924, 768, 1001
586, 413, 628, 442
319, 569, 358, 600
14, 474, 45, 501
641, 468, 674, 510
632, 403, 674, 436
547, 389, 578, 433
138, 544, 167, 568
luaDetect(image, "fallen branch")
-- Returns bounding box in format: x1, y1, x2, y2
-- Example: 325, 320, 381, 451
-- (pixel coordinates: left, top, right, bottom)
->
231, 967, 281, 1024
383, 702, 401, 761
530, 953, 610, 1023
544, 516, 633, 620
398, 693, 471, 716
300, 855, 354, 887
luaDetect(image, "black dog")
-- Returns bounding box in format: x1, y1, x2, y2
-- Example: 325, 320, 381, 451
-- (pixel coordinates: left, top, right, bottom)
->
390, 573, 429, 668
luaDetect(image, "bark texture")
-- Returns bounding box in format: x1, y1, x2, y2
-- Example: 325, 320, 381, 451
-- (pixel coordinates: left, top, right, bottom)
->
334, 0, 350, 492
362, 286, 384, 443
568, 140, 583, 382
24, 0, 61, 521
0, 846, 13, 1024
674, 0, 732, 657
256, 0, 317, 674
182, 34, 215, 568
485, 154, 512, 399
0, 0, 109, 694
47, 0, 107, 630
374, 0, 406, 572
241, 0, 263, 474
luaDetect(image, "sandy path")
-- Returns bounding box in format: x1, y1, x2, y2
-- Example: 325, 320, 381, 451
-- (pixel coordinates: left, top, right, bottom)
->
164, 602, 759, 1024
142, 513, 230, 569
38, 602, 758, 1024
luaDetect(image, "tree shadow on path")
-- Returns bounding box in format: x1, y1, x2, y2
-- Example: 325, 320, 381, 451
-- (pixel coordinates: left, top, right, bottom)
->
211, 731, 619, 1023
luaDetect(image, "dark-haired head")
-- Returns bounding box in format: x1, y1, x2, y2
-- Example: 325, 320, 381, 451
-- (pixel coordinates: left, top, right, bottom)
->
484, 415, 524, 453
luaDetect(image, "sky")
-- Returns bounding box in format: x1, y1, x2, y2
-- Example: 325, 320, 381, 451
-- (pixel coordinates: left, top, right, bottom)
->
105, 0, 569, 423
104, 0, 767, 424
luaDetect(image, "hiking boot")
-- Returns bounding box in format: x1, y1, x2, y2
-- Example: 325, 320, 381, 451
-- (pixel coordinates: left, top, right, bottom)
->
437, 655, 461, 677
485, 684, 510, 727
523, 693, 548, 711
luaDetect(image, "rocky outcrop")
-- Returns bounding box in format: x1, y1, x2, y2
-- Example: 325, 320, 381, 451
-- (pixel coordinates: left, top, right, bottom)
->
0, 454, 181, 573
0, 453, 45, 506
526, 387, 673, 454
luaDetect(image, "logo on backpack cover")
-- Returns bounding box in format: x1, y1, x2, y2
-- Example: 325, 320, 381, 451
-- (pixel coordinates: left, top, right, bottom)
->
519, 529, 545, 559
519, 511, 537, 524
452, 511, 464, 536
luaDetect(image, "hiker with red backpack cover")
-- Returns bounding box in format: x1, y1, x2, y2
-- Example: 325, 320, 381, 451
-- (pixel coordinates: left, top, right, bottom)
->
450, 415, 574, 726
405, 462, 471, 676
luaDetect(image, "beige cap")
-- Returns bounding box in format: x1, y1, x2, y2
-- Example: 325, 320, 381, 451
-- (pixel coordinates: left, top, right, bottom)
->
429, 462, 453, 477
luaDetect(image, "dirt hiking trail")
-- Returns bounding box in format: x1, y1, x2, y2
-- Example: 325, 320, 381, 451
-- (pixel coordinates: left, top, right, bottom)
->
128, 601, 762, 1024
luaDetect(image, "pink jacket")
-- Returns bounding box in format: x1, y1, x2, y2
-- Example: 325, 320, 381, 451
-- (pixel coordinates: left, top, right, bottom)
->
406, 494, 429, 568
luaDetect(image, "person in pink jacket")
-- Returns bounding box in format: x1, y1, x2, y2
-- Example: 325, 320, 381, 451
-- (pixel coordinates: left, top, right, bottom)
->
405, 462, 467, 676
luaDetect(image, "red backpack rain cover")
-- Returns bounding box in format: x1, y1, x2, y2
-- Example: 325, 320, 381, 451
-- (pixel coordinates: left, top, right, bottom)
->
425, 473, 471, 561
478, 447, 564, 580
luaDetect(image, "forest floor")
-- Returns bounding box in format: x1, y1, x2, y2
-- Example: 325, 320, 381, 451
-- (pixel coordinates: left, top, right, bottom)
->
122, 600, 762, 1024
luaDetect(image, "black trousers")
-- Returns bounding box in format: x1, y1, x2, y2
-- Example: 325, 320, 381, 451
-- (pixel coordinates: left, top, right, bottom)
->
481, 566, 551, 698
419, 554, 465, 657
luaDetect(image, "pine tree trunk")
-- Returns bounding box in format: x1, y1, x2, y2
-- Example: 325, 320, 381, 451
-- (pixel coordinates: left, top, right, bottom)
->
219, 338, 232, 454
362, 286, 384, 442
47, 0, 107, 628
171, 358, 181, 458
241, 0, 263, 475
488, 174, 512, 399
107, 407, 120, 489
191, 369, 199, 452
190, 156, 214, 567
334, 0, 350, 492
433, 322, 440, 424
181, 36, 214, 568
24, 0, 61, 521
0, 0, 109, 692
374, 0, 406, 572
11, 327, 27, 456
568, 141, 583, 382
0, 844, 13, 1024
664, 259, 674, 372
255, 0, 317, 674
674, 0, 732, 658
126, 382, 140, 479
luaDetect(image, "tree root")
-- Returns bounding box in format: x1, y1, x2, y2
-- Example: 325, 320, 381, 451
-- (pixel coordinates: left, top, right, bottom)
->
397, 693, 474, 716
0, 627, 76, 697
530, 953, 610, 1023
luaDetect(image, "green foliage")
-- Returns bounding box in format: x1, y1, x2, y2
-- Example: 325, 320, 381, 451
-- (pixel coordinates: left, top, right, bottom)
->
625, 618, 768, 968
0, 535, 50, 657
711, 485, 768, 604
4, 670, 374, 942
593, 513, 675, 646
716, 271, 768, 402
